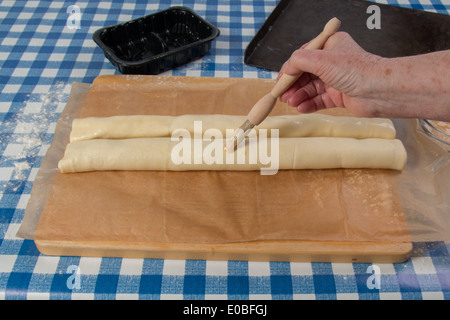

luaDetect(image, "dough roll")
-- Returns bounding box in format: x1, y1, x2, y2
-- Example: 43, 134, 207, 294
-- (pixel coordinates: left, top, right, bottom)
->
58, 137, 407, 173
69, 114, 397, 142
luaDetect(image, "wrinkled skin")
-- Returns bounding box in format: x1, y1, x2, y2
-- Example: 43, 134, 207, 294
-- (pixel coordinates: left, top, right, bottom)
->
279, 32, 450, 122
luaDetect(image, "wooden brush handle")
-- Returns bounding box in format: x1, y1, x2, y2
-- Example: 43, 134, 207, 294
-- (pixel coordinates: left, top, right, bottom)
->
245, 17, 341, 127
270, 17, 341, 98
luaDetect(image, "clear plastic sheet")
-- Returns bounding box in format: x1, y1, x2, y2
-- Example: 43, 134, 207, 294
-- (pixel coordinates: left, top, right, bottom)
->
17, 76, 449, 246
16, 82, 90, 240
393, 118, 450, 241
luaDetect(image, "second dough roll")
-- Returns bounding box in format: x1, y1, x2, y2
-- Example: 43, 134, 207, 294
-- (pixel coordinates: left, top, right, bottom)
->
69, 113, 397, 142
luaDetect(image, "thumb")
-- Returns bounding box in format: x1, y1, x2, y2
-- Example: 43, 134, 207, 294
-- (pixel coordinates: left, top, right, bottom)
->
280, 49, 331, 78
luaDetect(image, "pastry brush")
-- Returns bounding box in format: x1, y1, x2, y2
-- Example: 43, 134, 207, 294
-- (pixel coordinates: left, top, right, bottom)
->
225, 17, 341, 152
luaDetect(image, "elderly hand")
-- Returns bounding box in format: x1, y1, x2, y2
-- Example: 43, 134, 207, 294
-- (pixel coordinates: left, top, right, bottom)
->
278, 32, 450, 121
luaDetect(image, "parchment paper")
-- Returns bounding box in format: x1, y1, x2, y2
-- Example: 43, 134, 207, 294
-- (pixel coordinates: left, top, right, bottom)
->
17, 75, 449, 244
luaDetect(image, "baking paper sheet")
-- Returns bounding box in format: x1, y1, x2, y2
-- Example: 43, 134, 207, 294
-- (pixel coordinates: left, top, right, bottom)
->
17, 75, 449, 244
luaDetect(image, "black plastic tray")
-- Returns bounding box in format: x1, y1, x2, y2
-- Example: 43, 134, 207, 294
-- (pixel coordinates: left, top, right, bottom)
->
244, 0, 450, 71
93, 6, 220, 74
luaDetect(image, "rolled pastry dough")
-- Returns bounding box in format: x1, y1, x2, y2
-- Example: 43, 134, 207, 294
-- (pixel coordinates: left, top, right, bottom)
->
69, 114, 396, 142
58, 137, 407, 173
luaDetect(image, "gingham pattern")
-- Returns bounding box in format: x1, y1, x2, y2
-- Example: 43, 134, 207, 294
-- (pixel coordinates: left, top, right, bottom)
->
1, 0, 449, 300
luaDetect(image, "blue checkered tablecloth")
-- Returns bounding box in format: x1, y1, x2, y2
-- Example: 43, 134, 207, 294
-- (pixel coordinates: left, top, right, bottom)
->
1, 0, 449, 301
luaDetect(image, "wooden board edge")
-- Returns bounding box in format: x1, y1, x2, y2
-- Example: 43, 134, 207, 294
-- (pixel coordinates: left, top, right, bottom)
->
35, 239, 413, 263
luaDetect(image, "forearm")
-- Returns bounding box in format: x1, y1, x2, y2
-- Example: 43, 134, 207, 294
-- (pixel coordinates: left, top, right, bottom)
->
278, 32, 450, 121
376, 50, 450, 121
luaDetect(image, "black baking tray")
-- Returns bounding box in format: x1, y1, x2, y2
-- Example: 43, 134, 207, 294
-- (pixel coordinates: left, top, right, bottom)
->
244, 0, 450, 71
93, 6, 220, 74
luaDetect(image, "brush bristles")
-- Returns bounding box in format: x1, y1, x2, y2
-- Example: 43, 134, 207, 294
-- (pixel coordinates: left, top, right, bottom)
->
225, 120, 255, 152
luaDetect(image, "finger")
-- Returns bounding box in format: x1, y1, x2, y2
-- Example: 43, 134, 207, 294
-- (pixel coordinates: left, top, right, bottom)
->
322, 31, 350, 50
281, 49, 327, 77
279, 73, 311, 103
300, 40, 311, 49
286, 78, 326, 106
297, 91, 339, 113
276, 71, 283, 80
316, 92, 336, 109
296, 99, 321, 113
324, 86, 346, 108
296, 95, 326, 113
286, 80, 322, 107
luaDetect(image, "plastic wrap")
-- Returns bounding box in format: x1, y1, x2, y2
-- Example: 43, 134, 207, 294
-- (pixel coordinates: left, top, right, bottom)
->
17, 75, 449, 247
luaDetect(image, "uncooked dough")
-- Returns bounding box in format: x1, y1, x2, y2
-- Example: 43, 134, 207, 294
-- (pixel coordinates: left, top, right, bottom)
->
69, 114, 397, 142
58, 137, 407, 173
61, 114, 407, 173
